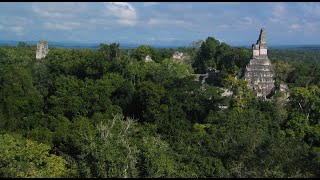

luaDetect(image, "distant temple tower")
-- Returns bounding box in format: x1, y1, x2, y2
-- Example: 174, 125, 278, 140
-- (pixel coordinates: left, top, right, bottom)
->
145, 55, 154, 62
243, 28, 275, 98
36, 40, 48, 60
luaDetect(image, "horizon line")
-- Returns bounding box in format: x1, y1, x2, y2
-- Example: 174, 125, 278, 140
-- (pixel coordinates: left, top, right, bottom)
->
1, 39, 320, 48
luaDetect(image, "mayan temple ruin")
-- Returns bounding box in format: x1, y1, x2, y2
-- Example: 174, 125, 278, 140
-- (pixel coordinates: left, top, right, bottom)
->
242, 28, 275, 98
36, 40, 48, 60
172, 51, 190, 61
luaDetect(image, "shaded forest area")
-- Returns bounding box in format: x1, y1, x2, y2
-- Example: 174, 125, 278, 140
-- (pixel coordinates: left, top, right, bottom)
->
0, 39, 320, 178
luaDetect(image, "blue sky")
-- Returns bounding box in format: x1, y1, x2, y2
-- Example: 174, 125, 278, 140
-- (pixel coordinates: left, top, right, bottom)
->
0, 2, 319, 46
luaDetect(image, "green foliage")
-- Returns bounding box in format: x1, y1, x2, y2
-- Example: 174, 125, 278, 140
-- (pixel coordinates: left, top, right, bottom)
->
0, 64, 43, 130
224, 75, 255, 111
272, 60, 294, 85
192, 37, 249, 76
138, 135, 178, 178
77, 114, 139, 178
285, 85, 320, 146
131, 45, 157, 62
135, 81, 166, 123
17, 42, 28, 48
269, 48, 320, 64
0, 133, 74, 178
0, 39, 319, 178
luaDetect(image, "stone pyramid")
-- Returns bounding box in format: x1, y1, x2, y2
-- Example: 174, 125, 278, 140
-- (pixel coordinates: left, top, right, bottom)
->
243, 28, 275, 98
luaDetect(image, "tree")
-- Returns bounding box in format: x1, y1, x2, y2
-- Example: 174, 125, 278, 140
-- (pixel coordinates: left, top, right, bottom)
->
77, 114, 139, 178
0, 133, 75, 178
285, 85, 320, 146
0, 65, 43, 130
131, 45, 156, 62
17, 42, 28, 48
272, 60, 294, 86
137, 135, 178, 178
191, 40, 204, 49
134, 81, 166, 123
193, 37, 220, 73
224, 75, 255, 111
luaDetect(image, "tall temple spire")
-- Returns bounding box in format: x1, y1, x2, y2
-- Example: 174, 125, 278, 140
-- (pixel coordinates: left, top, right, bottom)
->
259, 28, 266, 44
253, 28, 267, 58
243, 28, 275, 98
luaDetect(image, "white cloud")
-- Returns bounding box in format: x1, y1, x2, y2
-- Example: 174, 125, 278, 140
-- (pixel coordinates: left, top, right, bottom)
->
273, 4, 285, 17
0, 16, 30, 26
242, 17, 253, 25
104, 2, 137, 26
266, 3, 320, 35
147, 17, 193, 29
44, 22, 81, 31
31, 2, 138, 31
0, 16, 32, 36
302, 2, 320, 17
289, 24, 302, 31
143, 2, 159, 7
9, 26, 24, 36
269, 3, 286, 23
32, 2, 87, 19
32, 4, 64, 18
148, 18, 184, 26
32, 2, 96, 31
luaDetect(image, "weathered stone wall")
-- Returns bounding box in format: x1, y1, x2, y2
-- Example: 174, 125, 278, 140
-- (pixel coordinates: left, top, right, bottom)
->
145, 55, 153, 62
243, 28, 275, 98
172, 51, 190, 61
36, 40, 48, 60
172, 51, 184, 59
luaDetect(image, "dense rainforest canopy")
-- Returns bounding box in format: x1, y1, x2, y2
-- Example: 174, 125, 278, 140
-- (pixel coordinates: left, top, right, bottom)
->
0, 38, 320, 178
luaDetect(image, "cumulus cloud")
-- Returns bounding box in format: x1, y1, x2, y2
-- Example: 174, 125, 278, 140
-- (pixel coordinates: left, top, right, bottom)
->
1, 2, 320, 44
9, 26, 24, 36
44, 22, 81, 31
104, 2, 137, 26
0, 16, 31, 36
266, 2, 320, 34
269, 3, 286, 23
302, 2, 320, 17
32, 2, 86, 19
32, 2, 92, 31
31, 2, 138, 32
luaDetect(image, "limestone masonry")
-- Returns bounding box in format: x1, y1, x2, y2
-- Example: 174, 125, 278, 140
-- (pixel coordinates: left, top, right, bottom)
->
145, 55, 154, 62
36, 40, 48, 60
243, 28, 275, 98
172, 51, 190, 61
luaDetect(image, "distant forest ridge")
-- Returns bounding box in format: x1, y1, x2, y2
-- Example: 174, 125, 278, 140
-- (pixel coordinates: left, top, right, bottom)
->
0, 40, 184, 49
1, 40, 320, 50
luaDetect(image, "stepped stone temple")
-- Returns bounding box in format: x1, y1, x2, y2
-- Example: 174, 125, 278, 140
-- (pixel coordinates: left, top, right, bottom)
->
36, 40, 48, 60
172, 51, 190, 61
242, 28, 275, 98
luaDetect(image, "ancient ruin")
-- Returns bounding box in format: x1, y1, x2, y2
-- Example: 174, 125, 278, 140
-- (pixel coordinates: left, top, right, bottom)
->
36, 40, 48, 60
145, 55, 153, 62
241, 28, 275, 98
172, 51, 190, 61
172, 51, 184, 59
